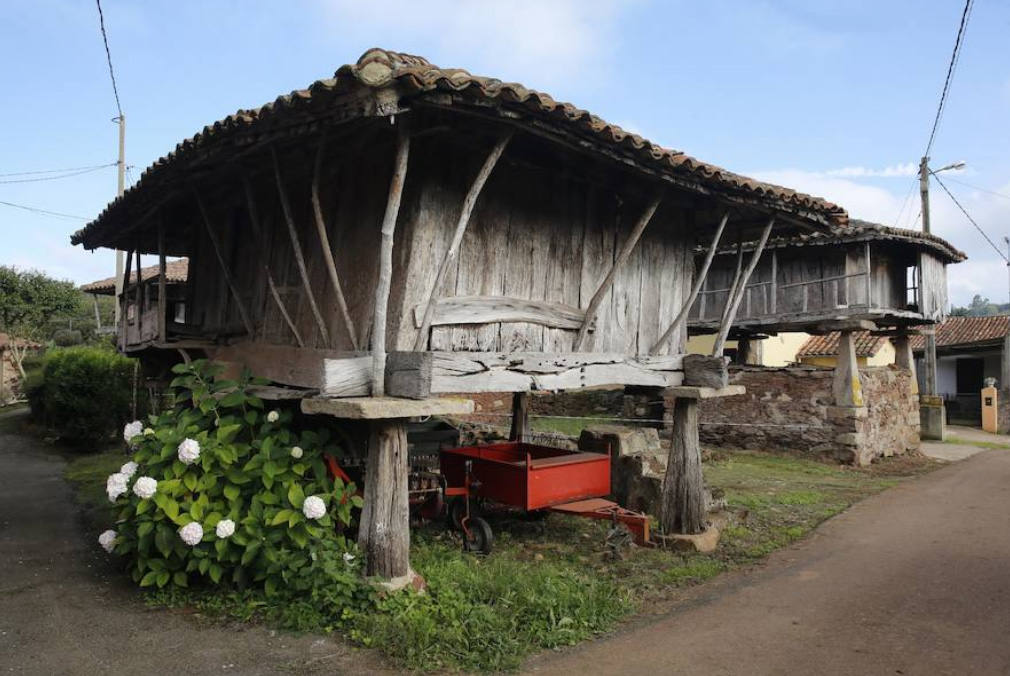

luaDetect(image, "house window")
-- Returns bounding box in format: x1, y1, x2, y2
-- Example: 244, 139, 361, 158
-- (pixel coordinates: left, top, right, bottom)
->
173, 302, 187, 323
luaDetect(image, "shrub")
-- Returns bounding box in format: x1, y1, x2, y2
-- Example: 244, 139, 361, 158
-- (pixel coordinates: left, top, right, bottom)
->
52, 328, 83, 346
31, 347, 138, 445
103, 360, 367, 600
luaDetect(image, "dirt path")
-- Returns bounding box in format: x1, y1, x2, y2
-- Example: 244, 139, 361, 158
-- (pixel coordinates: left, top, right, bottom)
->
525, 448, 1010, 676
0, 412, 392, 676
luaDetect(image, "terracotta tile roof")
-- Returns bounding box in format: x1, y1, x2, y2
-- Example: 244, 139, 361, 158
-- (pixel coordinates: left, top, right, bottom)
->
72, 48, 848, 249
0, 333, 41, 350
909, 315, 1010, 350
709, 219, 965, 264
80, 258, 188, 295
797, 331, 887, 358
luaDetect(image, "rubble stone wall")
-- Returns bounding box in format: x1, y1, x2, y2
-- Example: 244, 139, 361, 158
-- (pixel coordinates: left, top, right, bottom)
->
699, 365, 919, 465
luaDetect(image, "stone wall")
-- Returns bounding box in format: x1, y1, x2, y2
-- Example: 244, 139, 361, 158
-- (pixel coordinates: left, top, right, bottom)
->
699, 365, 919, 465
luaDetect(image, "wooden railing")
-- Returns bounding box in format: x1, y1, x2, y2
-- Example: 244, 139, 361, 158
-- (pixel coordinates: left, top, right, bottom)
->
693, 270, 873, 322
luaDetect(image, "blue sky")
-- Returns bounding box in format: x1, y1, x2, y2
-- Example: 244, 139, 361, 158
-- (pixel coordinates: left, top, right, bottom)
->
2, 0, 1008, 306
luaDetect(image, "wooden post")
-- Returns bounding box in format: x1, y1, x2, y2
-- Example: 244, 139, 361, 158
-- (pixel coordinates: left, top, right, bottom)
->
712, 217, 775, 357
770, 249, 777, 314
157, 221, 167, 343
509, 392, 531, 442
833, 330, 864, 407
120, 248, 133, 350
311, 136, 359, 350
864, 241, 873, 307
715, 234, 745, 345
271, 146, 330, 347
372, 126, 411, 396
660, 397, 706, 534
242, 177, 304, 347
650, 212, 728, 355
358, 419, 411, 579
193, 189, 256, 336
134, 250, 142, 334
413, 132, 512, 350
575, 195, 662, 351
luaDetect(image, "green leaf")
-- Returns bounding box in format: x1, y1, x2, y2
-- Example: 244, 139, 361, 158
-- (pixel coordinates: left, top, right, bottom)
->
270, 509, 293, 526
287, 483, 305, 509
244, 410, 259, 425
204, 511, 222, 528
240, 542, 261, 567
199, 557, 211, 574
216, 423, 242, 443
162, 499, 180, 522
156, 570, 171, 588
223, 484, 240, 501
191, 501, 204, 521
218, 391, 246, 408
290, 528, 308, 548
173, 571, 188, 587
137, 521, 154, 537
264, 577, 277, 596
136, 499, 151, 515
227, 469, 251, 484
209, 563, 223, 584
140, 571, 159, 587
351, 495, 364, 509
183, 473, 197, 492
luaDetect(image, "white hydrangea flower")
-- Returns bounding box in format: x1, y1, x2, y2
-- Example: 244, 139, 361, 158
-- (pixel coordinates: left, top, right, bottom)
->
215, 519, 236, 539
342, 551, 355, 564
290, 446, 303, 459
122, 420, 143, 444
177, 438, 201, 465
143, 427, 155, 436
120, 461, 138, 479
302, 495, 326, 520
132, 476, 158, 500
106, 472, 128, 502
98, 529, 117, 553
266, 410, 280, 423
179, 522, 204, 546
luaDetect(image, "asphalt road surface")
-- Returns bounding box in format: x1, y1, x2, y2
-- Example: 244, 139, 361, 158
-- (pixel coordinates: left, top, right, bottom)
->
526, 448, 1010, 675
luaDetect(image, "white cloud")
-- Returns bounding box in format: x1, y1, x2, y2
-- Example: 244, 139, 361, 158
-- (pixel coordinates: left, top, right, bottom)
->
316, 0, 631, 95
824, 163, 918, 178
750, 169, 1010, 308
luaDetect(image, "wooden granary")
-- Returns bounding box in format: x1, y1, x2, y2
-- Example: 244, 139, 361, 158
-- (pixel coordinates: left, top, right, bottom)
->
72, 49, 853, 580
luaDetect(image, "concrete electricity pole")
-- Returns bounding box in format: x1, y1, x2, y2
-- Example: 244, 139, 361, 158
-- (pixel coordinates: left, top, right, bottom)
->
113, 114, 126, 326
918, 156, 938, 399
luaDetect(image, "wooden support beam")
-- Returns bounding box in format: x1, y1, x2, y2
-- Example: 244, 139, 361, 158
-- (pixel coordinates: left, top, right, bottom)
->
311, 135, 359, 350
372, 126, 411, 396
134, 250, 142, 334
193, 188, 256, 336
864, 241, 872, 307
509, 392, 531, 442
575, 195, 663, 351
358, 419, 411, 579
713, 233, 745, 355
157, 220, 167, 343
413, 132, 512, 351
770, 249, 778, 314
660, 397, 706, 534
242, 177, 304, 348
271, 146, 330, 347
412, 296, 587, 330
650, 212, 728, 355
119, 248, 133, 350
712, 217, 775, 356
682, 354, 729, 389
92, 294, 102, 330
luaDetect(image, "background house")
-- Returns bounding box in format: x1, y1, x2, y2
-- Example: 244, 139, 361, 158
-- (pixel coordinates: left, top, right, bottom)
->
911, 315, 1010, 426
795, 331, 895, 368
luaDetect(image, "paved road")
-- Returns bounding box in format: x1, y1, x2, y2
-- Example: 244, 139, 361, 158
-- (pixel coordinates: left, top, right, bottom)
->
0, 412, 391, 676
526, 448, 1010, 676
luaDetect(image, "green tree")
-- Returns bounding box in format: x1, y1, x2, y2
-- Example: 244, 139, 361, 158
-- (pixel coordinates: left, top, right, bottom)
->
0, 266, 79, 377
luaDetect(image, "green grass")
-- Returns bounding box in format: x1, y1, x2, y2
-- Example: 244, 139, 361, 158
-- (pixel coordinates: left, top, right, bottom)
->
529, 415, 609, 438
945, 436, 1010, 450
62, 447, 124, 522
62, 446, 938, 672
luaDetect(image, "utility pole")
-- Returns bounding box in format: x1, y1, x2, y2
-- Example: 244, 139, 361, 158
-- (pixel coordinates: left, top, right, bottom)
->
113, 114, 126, 326
919, 155, 943, 439
1004, 237, 1010, 310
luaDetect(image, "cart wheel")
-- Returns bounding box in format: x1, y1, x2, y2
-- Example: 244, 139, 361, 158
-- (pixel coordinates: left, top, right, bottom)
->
463, 517, 494, 555
447, 497, 471, 531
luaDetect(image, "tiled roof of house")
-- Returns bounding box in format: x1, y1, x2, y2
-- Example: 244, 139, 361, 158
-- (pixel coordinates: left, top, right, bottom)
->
909, 315, 1010, 350
72, 48, 848, 249
797, 331, 887, 358
0, 333, 41, 350
80, 258, 188, 295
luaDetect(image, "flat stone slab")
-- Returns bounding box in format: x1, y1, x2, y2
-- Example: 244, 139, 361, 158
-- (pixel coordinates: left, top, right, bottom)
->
666, 385, 746, 400
659, 526, 721, 553
301, 396, 474, 419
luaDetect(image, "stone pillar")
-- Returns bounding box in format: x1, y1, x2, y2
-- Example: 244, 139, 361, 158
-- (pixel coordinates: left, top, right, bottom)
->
830, 331, 869, 465
893, 334, 918, 395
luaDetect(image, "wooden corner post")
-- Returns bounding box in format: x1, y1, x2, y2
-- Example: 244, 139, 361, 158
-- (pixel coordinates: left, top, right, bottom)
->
358, 418, 411, 580
660, 394, 706, 534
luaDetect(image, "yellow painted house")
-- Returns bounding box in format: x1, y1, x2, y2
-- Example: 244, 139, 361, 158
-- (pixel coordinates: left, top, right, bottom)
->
687, 332, 812, 366
795, 331, 895, 367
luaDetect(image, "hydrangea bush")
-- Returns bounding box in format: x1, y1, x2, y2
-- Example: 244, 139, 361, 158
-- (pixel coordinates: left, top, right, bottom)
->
100, 360, 364, 595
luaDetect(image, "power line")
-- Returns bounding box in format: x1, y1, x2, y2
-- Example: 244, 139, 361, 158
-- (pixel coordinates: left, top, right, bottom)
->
0, 164, 117, 184
0, 162, 116, 178
931, 172, 1007, 263
0, 200, 88, 221
95, 0, 123, 118
942, 176, 1010, 202
892, 177, 918, 228
923, 0, 974, 157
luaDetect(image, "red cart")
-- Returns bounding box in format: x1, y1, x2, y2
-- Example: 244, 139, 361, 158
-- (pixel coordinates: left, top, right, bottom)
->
440, 442, 651, 554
